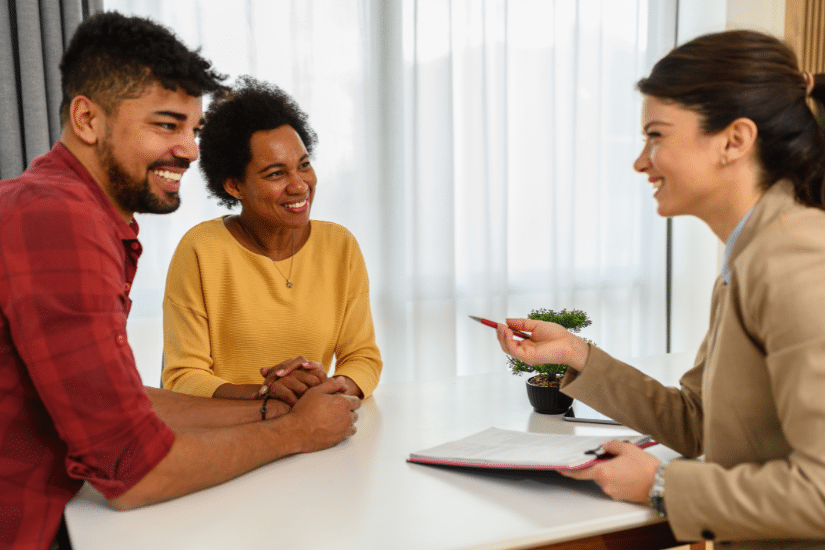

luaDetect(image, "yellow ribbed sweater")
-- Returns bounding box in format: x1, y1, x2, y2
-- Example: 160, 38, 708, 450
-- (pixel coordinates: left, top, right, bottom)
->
162, 218, 382, 398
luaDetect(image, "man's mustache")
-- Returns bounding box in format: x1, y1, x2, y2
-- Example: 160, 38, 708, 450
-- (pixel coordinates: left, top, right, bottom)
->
148, 159, 191, 170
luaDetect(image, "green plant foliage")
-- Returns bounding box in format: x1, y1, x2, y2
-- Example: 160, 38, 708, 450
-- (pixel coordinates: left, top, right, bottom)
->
507, 308, 594, 377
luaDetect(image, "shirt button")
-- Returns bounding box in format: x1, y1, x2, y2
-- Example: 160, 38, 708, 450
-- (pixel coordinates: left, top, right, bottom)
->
123, 283, 131, 292
701, 529, 715, 540
116, 334, 126, 345
131, 242, 140, 250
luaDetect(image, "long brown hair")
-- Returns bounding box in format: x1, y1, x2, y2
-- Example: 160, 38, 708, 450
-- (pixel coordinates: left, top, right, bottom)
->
638, 30, 825, 208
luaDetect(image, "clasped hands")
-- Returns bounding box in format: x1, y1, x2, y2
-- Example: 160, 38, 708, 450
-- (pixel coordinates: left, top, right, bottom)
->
258, 356, 362, 405
258, 356, 329, 405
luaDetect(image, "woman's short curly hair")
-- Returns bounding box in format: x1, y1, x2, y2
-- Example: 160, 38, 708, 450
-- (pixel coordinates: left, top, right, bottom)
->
198, 76, 318, 208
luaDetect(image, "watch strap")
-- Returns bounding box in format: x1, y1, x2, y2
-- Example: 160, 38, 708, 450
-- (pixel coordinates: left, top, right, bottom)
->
648, 459, 670, 517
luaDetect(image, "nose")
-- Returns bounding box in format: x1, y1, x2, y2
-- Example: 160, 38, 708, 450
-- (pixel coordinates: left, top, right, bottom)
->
173, 131, 200, 163
286, 171, 310, 194
633, 143, 651, 173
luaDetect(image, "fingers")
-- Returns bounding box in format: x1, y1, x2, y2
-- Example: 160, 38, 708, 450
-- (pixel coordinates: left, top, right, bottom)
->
259, 356, 321, 379
266, 371, 329, 404
600, 440, 628, 455
559, 466, 595, 480
273, 359, 325, 379
260, 356, 305, 378
267, 383, 299, 406
306, 363, 328, 381
496, 324, 520, 355
495, 318, 586, 371
342, 393, 361, 410
496, 318, 537, 345
338, 394, 360, 438
505, 318, 539, 332
275, 370, 321, 394
559, 441, 660, 503
262, 398, 291, 419
496, 323, 537, 363
259, 358, 326, 397
291, 380, 362, 451
303, 382, 360, 411
312, 377, 350, 395
556, 440, 630, 481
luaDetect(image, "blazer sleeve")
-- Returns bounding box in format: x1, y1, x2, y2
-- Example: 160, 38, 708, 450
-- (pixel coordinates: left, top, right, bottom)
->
560, 278, 731, 457
561, 345, 705, 458
663, 213, 825, 541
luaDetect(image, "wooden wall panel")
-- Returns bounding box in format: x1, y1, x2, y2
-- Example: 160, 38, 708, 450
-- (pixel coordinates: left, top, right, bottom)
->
785, 0, 825, 71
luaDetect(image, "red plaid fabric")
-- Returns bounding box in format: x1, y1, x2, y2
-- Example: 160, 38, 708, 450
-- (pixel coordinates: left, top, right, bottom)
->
0, 143, 175, 550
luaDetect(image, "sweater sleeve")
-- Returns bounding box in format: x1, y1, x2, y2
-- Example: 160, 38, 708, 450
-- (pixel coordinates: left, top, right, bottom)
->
162, 228, 228, 398
330, 233, 382, 398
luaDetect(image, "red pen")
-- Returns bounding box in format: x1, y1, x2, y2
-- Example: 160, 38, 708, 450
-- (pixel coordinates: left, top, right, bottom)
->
469, 316, 531, 339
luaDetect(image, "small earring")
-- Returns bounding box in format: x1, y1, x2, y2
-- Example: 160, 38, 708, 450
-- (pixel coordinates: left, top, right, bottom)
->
721, 158, 728, 167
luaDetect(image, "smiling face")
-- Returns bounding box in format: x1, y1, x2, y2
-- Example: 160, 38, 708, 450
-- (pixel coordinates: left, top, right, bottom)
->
96, 82, 204, 219
634, 96, 728, 220
229, 125, 317, 232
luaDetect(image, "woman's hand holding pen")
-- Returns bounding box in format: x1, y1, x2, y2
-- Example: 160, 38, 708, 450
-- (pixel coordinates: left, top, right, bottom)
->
495, 318, 591, 373
259, 357, 328, 405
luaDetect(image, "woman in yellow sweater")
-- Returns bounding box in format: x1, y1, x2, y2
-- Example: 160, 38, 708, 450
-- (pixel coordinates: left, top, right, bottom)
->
162, 76, 382, 403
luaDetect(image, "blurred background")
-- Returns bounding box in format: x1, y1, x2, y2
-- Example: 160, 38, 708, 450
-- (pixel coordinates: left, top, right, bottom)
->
97, 0, 784, 385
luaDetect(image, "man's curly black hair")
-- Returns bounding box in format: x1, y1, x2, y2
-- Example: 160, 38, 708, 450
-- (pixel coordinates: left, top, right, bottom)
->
198, 76, 319, 208
59, 11, 226, 123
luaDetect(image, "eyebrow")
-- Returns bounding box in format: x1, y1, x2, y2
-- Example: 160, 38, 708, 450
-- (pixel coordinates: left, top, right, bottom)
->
258, 163, 286, 174
257, 154, 310, 175
154, 111, 206, 128
155, 110, 188, 121
643, 121, 671, 133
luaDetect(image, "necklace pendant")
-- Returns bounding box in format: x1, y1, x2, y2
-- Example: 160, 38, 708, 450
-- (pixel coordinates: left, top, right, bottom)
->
286, 280, 293, 288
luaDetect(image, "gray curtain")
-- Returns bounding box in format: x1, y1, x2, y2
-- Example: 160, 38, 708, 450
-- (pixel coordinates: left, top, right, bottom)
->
0, 0, 103, 180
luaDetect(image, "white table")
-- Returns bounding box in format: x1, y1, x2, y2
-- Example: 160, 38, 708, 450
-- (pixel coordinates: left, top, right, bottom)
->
65, 353, 692, 550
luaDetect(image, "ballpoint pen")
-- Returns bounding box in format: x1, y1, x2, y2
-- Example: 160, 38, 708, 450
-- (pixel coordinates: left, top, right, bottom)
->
468, 316, 531, 339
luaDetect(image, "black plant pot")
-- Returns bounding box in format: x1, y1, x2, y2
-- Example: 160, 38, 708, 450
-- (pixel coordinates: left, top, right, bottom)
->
526, 375, 574, 414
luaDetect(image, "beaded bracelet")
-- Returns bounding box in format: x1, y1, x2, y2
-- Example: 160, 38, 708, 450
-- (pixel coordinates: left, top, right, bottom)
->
260, 395, 271, 421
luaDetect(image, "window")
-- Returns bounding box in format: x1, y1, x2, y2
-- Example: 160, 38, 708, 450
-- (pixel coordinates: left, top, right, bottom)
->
108, 0, 684, 383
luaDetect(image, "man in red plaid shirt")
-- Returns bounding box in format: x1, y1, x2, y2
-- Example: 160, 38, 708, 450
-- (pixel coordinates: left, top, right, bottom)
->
0, 12, 360, 550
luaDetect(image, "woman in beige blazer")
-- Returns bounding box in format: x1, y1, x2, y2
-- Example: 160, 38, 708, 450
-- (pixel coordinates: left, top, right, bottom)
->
496, 30, 825, 547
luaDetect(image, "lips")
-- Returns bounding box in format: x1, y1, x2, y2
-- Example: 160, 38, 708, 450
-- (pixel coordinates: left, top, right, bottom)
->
151, 169, 183, 192
282, 198, 309, 212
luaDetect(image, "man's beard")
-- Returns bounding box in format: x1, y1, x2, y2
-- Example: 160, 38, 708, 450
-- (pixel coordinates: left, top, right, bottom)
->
99, 138, 184, 215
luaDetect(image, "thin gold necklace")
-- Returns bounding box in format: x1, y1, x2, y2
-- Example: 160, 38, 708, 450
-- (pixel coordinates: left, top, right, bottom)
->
238, 217, 295, 288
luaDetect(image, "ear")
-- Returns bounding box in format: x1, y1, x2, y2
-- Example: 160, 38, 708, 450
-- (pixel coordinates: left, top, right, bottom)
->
68, 96, 105, 145
721, 117, 758, 166
223, 178, 244, 201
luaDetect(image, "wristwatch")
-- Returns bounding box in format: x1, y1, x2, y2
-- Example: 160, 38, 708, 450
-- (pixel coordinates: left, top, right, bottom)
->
648, 460, 670, 517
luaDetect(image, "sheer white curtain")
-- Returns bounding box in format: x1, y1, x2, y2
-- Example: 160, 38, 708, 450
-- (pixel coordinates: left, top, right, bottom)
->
106, 0, 680, 385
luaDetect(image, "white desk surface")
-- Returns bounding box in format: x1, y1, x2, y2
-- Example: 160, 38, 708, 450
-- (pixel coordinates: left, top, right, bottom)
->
65, 353, 691, 550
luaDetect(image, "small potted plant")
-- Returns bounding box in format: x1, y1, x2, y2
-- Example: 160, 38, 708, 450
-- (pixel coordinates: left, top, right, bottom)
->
507, 308, 593, 414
